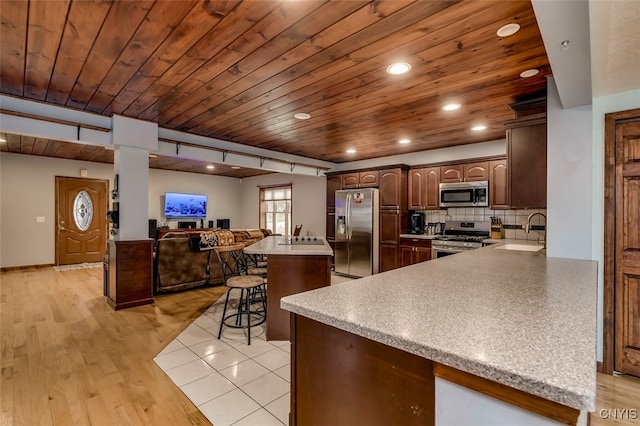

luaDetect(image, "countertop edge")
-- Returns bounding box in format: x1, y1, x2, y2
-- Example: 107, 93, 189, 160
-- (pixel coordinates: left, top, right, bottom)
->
244, 236, 333, 256
281, 298, 595, 411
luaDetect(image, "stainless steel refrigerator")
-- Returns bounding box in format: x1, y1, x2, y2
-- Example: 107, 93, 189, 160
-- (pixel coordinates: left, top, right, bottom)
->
335, 188, 379, 277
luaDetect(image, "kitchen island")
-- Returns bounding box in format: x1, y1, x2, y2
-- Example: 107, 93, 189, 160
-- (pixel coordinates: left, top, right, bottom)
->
244, 235, 333, 340
282, 241, 597, 425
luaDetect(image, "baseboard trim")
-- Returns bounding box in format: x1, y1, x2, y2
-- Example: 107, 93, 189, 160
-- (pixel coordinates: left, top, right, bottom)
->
1, 263, 55, 272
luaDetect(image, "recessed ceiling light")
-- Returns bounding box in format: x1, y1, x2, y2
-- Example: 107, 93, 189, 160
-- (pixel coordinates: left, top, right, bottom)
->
294, 113, 311, 120
496, 23, 520, 37
386, 63, 411, 75
346, 148, 356, 154
231, 166, 241, 169
399, 139, 411, 144
442, 103, 461, 111
206, 165, 215, 169
471, 125, 487, 131
520, 69, 539, 78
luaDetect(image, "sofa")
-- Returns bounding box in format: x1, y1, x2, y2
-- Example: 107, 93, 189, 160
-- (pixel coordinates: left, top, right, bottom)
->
154, 228, 268, 293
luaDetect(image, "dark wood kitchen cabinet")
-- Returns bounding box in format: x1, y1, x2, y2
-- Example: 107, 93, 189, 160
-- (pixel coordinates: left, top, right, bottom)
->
379, 207, 406, 273
408, 167, 439, 210
379, 168, 406, 209
489, 159, 509, 209
342, 171, 379, 188
400, 238, 432, 267
506, 114, 547, 208
440, 162, 488, 183
464, 161, 489, 181
326, 175, 342, 209
440, 164, 463, 183
378, 167, 407, 272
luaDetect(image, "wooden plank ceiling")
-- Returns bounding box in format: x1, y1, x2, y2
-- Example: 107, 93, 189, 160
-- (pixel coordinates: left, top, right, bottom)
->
0, 0, 550, 165
0, 133, 272, 178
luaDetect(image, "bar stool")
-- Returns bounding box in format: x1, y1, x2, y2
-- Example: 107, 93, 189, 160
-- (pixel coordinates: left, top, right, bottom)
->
214, 244, 265, 345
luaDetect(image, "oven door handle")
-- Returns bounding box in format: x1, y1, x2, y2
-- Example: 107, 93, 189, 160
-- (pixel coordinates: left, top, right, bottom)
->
433, 246, 465, 253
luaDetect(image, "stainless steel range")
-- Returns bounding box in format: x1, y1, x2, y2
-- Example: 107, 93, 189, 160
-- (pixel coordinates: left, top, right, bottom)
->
431, 221, 490, 259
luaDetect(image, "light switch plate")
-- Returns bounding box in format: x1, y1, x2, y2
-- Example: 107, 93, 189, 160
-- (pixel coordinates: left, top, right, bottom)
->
36, 216, 45, 223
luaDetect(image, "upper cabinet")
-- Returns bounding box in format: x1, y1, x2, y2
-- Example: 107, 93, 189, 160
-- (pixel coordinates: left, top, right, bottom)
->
326, 175, 342, 208
379, 168, 406, 210
440, 162, 488, 183
464, 161, 489, 181
489, 159, 509, 209
342, 171, 379, 188
506, 116, 547, 208
408, 167, 439, 210
440, 165, 463, 183
505, 96, 547, 209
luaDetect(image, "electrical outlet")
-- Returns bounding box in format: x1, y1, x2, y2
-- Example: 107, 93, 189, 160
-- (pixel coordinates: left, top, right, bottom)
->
36, 216, 45, 223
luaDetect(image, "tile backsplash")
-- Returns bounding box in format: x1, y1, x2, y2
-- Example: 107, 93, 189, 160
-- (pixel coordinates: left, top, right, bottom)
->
419, 208, 547, 241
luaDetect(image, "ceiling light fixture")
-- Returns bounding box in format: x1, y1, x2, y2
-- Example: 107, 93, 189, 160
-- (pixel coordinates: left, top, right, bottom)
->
520, 69, 539, 78
346, 148, 356, 154
294, 113, 311, 120
442, 103, 461, 111
399, 138, 411, 144
206, 165, 215, 169
386, 63, 411, 75
471, 125, 487, 131
496, 23, 520, 37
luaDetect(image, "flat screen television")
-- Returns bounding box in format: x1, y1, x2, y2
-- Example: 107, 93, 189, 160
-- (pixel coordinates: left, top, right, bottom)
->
164, 192, 207, 218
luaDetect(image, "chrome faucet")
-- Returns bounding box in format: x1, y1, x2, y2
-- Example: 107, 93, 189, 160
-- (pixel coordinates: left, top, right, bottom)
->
525, 212, 547, 247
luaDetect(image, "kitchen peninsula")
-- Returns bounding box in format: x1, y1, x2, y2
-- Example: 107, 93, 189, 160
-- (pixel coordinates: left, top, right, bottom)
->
244, 235, 333, 341
282, 243, 597, 425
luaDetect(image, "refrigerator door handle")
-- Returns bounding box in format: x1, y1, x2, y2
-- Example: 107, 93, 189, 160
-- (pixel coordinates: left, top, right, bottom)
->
346, 192, 352, 239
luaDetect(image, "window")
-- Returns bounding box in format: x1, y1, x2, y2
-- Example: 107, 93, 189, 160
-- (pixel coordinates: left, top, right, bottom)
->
259, 185, 292, 236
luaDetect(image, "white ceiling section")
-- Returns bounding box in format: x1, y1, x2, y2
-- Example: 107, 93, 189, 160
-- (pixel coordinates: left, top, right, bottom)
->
531, 0, 592, 108
588, 0, 640, 98
532, 0, 640, 107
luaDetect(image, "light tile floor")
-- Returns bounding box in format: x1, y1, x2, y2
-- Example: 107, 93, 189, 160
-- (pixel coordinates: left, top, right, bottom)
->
154, 273, 353, 426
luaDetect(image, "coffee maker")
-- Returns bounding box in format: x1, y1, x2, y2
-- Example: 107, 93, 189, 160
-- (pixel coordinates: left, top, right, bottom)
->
409, 212, 426, 234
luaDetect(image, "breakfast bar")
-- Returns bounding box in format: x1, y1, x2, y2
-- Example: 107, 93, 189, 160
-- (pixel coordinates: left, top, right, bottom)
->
244, 235, 333, 341
282, 242, 597, 425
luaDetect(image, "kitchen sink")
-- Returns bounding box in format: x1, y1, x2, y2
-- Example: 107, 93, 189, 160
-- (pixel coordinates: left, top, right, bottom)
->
494, 243, 544, 252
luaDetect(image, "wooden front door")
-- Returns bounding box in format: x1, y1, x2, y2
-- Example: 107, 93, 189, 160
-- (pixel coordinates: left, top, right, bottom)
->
55, 177, 108, 265
614, 118, 640, 376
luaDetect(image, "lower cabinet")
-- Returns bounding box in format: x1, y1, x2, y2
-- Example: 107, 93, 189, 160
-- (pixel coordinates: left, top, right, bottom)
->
400, 238, 432, 267
380, 242, 399, 272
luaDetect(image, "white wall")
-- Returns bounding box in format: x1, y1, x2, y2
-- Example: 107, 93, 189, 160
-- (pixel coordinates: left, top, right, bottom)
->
591, 89, 640, 361
0, 153, 114, 268
546, 78, 593, 260
0, 152, 246, 268
148, 168, 242, 228
240, 173, 327, 237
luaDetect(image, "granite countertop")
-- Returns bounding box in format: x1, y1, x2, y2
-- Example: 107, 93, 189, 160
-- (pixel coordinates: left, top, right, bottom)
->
281, 242, 597, 411
244, 235, 333, 256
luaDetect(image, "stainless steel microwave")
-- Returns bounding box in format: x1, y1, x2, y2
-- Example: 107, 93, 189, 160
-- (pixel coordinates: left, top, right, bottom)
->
439, 181, 489, 207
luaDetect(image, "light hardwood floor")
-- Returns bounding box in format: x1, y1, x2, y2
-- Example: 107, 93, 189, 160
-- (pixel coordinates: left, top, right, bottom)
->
1, 267, 638, 425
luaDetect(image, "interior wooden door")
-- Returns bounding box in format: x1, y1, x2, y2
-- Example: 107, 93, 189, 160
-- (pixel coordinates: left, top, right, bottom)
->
615, 119, 640, 376
55, 177, 109, 265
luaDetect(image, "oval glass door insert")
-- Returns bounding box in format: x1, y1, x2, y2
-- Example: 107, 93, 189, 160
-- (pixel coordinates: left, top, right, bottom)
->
73, 190, 93, 231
